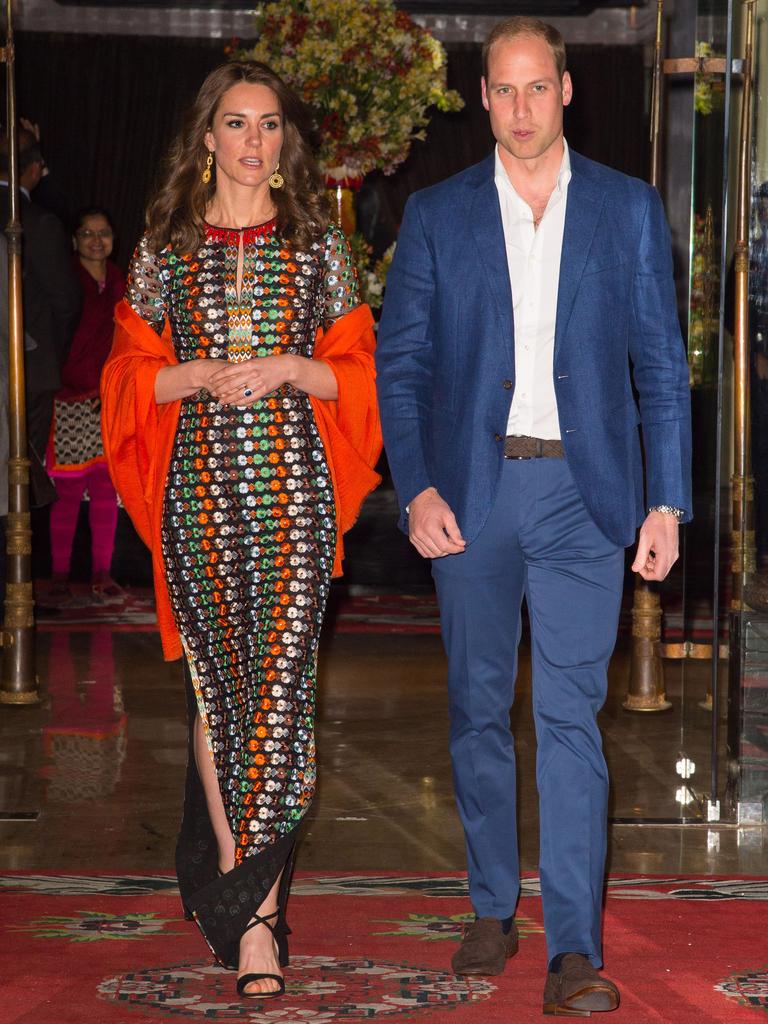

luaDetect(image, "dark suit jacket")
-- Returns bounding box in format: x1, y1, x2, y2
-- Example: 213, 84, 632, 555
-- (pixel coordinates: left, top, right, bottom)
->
0, 184, 80, 397
31, 173, 73, 229
376, 150, 692, 549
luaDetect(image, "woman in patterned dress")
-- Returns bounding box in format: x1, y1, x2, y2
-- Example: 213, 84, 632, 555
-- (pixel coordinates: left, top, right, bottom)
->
47, 207, 124, 602
101, 62, 381, 999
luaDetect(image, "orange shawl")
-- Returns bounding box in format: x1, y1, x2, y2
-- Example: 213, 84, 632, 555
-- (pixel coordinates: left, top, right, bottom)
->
101, 299, 382, 660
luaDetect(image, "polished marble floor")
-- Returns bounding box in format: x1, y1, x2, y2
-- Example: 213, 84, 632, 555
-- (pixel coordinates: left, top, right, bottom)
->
0, 614, 764, 877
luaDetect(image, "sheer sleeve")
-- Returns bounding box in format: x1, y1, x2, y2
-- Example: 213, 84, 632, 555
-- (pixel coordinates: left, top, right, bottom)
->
322, 226, 360, 328
125, 234, 168, 335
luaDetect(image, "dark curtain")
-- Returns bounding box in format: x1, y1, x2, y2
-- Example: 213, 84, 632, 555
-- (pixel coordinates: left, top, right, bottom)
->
13, 33, 229, 266
13, 33, 648, 267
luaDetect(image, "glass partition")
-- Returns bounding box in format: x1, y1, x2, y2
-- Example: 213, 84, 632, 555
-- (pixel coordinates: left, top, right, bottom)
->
725, 0, 768, 827
608, 0, 735, 825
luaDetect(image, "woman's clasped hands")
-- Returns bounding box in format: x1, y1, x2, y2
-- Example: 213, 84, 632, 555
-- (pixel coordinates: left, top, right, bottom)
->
198, 354, 295, 407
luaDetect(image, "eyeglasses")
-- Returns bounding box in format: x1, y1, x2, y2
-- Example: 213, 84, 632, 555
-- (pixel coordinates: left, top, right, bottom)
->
76, 229, 113, 239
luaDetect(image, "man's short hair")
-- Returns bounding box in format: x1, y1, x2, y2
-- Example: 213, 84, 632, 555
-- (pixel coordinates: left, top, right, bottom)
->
482, 17, 567, 82
0, 129, 43, 176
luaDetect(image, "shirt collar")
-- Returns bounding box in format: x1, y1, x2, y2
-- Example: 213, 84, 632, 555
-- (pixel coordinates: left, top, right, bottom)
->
494, 138, 572, 204
0, 180, 31, 200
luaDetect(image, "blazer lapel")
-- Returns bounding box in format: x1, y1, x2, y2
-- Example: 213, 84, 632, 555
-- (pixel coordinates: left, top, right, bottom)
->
555, 155, 605, 356
468, 160, 515, 363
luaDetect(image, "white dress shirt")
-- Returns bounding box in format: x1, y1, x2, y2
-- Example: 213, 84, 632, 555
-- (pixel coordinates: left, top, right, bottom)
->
495, 140, 571, 440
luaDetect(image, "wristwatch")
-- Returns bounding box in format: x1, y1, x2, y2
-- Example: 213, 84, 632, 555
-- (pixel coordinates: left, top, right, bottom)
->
649, 505, 685, 520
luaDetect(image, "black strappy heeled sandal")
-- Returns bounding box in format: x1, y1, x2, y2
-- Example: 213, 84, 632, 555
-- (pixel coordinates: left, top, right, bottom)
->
236, 908, 286, 999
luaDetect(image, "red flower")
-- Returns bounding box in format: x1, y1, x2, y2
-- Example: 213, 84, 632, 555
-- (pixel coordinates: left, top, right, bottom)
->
288, 14, 309, 46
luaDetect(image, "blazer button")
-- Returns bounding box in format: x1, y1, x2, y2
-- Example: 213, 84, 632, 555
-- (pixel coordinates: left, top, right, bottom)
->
503, 379, 512, 390
494, 433, 503, 442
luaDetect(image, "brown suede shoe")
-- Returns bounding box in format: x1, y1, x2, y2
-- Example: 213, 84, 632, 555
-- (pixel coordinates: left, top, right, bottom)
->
543, 954, 620, 1016
451, 917, 519, 976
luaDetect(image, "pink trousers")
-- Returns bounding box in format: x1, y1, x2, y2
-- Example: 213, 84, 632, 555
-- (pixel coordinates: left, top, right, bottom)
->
49, 462, 118, 577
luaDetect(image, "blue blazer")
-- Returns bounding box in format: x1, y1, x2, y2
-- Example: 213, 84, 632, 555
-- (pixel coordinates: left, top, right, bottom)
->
375, 150, 692, 549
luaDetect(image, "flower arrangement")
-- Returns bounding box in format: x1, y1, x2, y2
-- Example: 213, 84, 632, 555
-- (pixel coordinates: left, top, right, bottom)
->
237, 0, 464, 180
347, 235, 396, 309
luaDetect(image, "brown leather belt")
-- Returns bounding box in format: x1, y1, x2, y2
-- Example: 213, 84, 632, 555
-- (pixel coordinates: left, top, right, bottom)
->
504, 435, 564, 460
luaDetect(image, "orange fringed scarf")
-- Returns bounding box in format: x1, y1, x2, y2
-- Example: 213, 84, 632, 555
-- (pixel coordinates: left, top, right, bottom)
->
101, 299, 382, 661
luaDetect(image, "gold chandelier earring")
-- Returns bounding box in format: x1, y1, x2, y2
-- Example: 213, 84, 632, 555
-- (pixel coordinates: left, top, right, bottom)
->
269, 163, 284, 189
201, 151, 213, 185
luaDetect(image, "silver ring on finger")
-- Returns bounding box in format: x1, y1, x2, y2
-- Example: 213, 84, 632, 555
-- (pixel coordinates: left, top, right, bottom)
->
243, 386, 254, 398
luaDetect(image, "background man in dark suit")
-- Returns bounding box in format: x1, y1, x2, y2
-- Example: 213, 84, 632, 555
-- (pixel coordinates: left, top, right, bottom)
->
376, 17, 691, 1017
0, 127, 80, 499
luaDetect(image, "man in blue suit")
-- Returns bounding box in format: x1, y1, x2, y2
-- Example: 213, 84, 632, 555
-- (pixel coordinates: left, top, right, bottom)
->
376, 16, 691, 1017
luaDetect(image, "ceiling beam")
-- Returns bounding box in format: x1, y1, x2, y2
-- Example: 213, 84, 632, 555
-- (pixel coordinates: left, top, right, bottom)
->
19, 0, 661, 42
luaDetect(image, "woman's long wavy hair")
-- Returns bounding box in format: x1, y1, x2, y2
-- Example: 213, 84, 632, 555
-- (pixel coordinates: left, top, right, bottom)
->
145, 61, 330, 254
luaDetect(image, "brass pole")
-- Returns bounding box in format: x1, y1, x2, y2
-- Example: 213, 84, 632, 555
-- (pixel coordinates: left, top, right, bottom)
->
649, 0, 665, 189
731, 0, 757, 611
1, 0, 38, 705
624, 0, 672, 713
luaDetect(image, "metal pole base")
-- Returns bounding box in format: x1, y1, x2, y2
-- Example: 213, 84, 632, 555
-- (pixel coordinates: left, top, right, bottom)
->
0, 624, 39, 706
623, 579, 672, 712
0, 687, 39, 705
623, 693, 673, 712
1, 510, 37, 706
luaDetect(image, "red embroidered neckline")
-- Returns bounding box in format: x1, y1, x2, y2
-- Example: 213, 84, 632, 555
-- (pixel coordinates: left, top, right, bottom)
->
204, 219, 277, 244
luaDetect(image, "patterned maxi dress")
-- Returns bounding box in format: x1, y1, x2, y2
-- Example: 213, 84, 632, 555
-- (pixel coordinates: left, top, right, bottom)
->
126, 220, 359, 966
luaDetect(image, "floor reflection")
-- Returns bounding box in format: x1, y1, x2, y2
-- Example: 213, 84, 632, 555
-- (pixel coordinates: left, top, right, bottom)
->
0, 626, 765, 875
40, 632, 127, 803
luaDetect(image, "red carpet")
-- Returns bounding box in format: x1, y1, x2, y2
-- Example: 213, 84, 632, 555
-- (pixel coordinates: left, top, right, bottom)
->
1, 873, 766, 1023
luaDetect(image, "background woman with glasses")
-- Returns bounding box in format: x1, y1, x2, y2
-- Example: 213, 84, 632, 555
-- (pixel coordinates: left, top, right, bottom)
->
47, 206, 124, 603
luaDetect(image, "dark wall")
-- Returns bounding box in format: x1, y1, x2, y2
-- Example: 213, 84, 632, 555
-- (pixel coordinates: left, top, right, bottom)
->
14, 33, 648, 267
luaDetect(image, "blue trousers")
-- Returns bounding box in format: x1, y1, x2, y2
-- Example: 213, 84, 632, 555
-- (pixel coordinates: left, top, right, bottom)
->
431, 458, 624, 968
